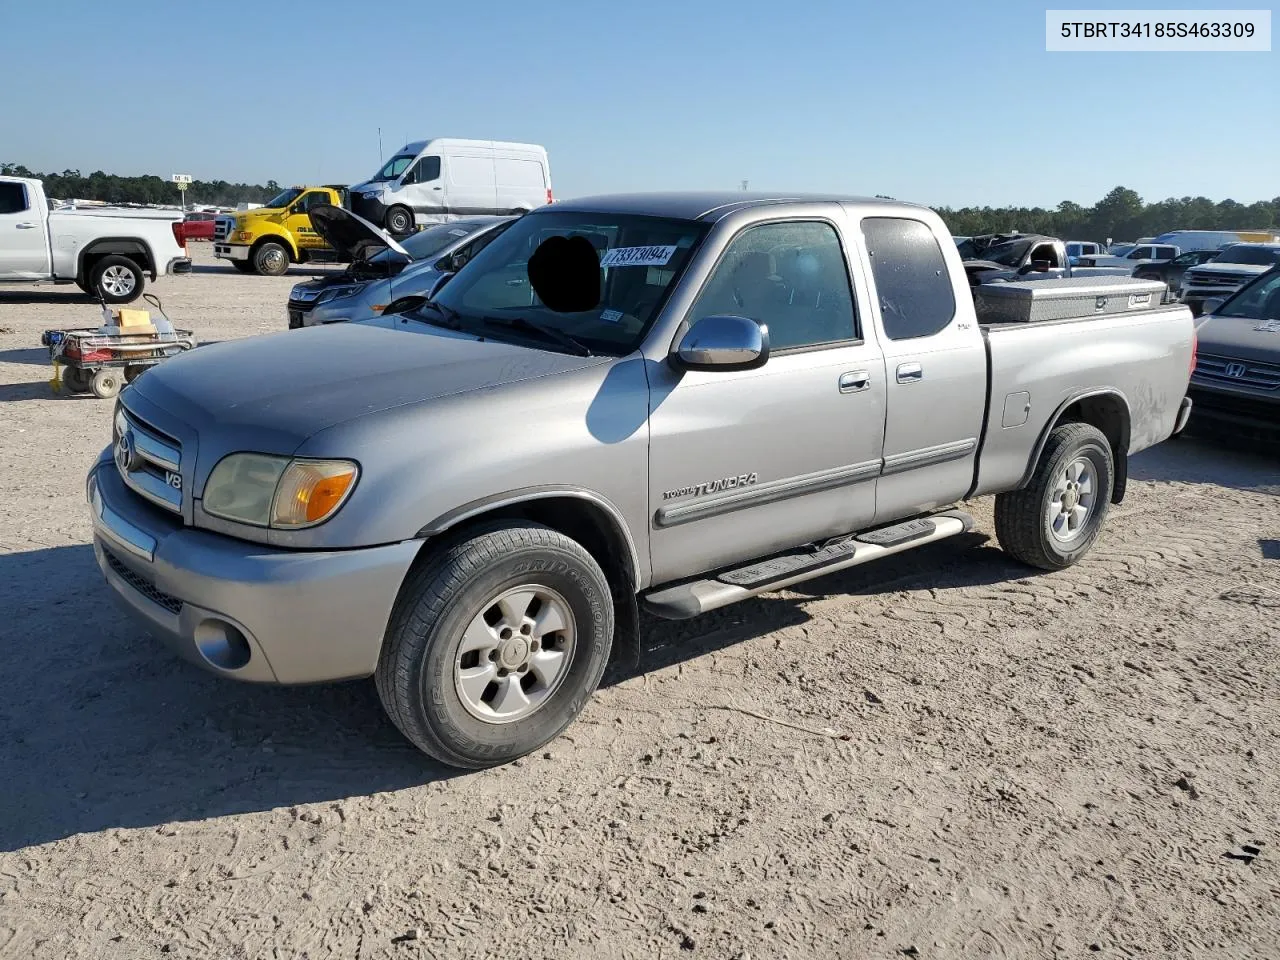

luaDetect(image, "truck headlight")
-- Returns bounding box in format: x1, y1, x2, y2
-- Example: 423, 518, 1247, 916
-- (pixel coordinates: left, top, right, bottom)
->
360, 191, 380, 200
204, 454, 358, 528
315, 284, 363, 305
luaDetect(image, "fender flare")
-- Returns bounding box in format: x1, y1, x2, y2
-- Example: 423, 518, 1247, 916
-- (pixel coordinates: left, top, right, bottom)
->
1018, 388, 1132, 503
415, 484, 642, 586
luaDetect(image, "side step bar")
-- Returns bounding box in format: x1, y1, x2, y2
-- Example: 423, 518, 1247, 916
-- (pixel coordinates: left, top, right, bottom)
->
641, 510, 974, 620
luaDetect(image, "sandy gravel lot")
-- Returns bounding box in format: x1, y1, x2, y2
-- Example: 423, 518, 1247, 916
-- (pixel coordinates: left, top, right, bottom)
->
1, 247, 1278, 959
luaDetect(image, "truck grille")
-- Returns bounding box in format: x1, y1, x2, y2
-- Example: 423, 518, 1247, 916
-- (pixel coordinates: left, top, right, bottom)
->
1185, 271, 1252, 288
114, 406, 184, 514
104, 547, 183, 614
1193, 353, 1280, 391
214, 217, 234, 242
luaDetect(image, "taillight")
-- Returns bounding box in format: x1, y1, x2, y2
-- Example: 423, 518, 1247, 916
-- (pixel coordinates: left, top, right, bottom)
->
171, 220, 187, 250
545, 187, 553, 205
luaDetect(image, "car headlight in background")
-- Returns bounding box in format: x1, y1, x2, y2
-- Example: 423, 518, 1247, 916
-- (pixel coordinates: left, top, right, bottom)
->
314, 284, 363, 305
203, 454, 358, 528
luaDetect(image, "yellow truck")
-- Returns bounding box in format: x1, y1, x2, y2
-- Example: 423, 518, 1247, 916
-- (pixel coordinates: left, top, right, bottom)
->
213, 185, 351, 275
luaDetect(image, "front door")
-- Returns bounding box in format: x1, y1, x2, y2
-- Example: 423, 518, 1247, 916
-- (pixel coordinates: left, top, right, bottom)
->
288, 191, 330, 255
0, 181, 50, 278
401, 155, 443, 222
859, 216, 986, 523
647, 218, 887, 584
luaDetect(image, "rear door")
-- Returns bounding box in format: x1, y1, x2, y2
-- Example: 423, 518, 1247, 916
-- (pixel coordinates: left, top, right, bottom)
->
0, 180, 51, 277
494, 156, 547, 213
858, 215, 986, 524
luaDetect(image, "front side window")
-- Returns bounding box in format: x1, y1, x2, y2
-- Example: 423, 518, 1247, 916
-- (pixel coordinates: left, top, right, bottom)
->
0, 182, 30, 214
862, 217, 956, 341
405, 156, 441, 185
686, 221, 857, 350
264, 188, 303, 209
427, 211, 709, 356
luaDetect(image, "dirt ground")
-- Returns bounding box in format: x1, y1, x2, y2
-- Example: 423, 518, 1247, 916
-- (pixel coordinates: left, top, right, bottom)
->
1, 246, 1278, 959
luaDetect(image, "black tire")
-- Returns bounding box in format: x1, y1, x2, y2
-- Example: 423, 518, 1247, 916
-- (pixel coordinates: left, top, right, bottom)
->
90, 368, 122, 399
385, 206, 414, 235
376, 521, 614, 769
252, 241, 291, 276
995, 422, 1114, 571
89, 255, 144, 304
62, 366, 91, 393
123, 364, 148, 383
231, 260, 256, 274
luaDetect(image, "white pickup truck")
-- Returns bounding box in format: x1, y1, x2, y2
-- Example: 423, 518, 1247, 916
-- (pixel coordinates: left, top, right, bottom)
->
0, 176, 191, 303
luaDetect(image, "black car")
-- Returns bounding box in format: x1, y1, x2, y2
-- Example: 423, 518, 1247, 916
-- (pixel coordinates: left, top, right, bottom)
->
1133, 249, 1222, 288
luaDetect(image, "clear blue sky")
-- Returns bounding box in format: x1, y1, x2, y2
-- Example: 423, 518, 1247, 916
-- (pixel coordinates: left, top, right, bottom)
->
2, 0, 1274, 208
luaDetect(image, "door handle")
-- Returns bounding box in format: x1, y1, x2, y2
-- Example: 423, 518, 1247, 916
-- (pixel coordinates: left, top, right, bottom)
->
839, 370, 870, 393
896, 362, 923, 383
16, 222, 37, 229
505, 278, 526, 286
432, 186, 443, 191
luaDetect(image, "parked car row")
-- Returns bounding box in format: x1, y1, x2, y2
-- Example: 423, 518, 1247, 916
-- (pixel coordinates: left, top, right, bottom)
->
213, 139, 553, 276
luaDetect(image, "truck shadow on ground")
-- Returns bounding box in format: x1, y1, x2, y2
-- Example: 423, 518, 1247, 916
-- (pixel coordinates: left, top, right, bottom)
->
0, 531, 1009, 852
0, 291, 97, 305
0, 347, 54, 366
190, 263, 342, 278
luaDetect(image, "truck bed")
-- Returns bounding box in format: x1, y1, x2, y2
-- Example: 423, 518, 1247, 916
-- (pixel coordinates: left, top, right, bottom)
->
971, 303, 1195, 499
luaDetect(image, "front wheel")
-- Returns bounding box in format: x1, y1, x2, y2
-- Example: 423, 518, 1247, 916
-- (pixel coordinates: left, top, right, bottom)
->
252, 241, 290, 276
385, 206, 414, 235
376, 522, 614, 769
995, 422, 1114, 571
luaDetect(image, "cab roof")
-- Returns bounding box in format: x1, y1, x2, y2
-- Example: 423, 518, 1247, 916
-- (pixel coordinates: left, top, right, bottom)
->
542, 192, 930, 223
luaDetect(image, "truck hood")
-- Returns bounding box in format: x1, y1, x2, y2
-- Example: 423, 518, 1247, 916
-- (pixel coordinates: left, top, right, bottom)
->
129, 322, 609, 451
1188, 263, 1272, 278
308, 204, 408, 262
1195, 313, 1280, 364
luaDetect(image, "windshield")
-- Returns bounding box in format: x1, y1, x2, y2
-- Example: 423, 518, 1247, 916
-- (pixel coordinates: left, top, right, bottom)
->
426, 211, 710, 356
1214, 245, 1280, 266
977, 239, 1033, 266
373, 154, 415, 182
403, 222, 485, 259
1218, 269, 1280, 320
264, 188, 303, 210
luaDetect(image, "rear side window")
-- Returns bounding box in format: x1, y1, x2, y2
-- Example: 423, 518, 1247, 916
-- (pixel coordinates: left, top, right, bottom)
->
861, 217, 956, 341
0, 182, 29, 214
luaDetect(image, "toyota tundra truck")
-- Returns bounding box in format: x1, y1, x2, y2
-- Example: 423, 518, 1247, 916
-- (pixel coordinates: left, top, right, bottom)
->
213, 185, 350, 275
88, 193, 1195, 769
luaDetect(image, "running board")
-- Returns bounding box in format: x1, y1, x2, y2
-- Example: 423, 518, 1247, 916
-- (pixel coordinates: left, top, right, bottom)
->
641, 511, 974, 620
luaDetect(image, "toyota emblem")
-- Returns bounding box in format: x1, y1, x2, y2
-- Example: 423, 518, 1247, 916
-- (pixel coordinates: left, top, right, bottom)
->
115, 429, 136, 473
1224, 362, 1247, 379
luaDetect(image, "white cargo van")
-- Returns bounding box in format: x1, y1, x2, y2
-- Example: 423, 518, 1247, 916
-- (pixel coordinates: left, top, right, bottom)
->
349, 139, 551, 235
1152, 229, 1280, 253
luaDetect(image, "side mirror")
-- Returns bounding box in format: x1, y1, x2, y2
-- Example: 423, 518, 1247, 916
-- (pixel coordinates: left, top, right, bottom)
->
382, 295, 427, 316
671, 315, 769, 372
1201, 296, 1226, 316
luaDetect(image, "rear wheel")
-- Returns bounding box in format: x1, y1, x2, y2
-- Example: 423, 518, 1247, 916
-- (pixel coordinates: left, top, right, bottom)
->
995, 422, 1114, 571
252, 241, 290, 276
90, 255, 144, 303
123, 364, 149, 384
62, 366, 91, 393
376, 522, 614, 769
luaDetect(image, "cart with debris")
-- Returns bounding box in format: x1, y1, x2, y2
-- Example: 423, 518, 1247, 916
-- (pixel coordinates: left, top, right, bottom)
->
41, 294, 197, 399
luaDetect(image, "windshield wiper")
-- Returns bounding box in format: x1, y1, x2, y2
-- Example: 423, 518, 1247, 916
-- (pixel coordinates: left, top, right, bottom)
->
479, 316, 593, 356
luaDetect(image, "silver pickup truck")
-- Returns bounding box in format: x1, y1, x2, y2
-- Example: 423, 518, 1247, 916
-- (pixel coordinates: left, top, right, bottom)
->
88, 193, 1195, 768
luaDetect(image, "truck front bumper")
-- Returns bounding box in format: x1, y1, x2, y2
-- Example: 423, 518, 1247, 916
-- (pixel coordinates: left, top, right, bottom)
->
214, 243, 251, 261
88, 452, 421, 684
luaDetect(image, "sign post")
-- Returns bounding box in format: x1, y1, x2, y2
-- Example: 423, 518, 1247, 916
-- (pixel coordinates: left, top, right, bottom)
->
171, 173, 193, 212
